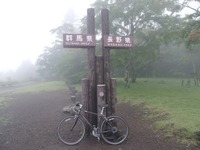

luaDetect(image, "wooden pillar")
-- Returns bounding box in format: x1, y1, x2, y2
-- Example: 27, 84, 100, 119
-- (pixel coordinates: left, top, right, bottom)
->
101, 9, 112, 116
96, 55, 103, 84
70, 96, 76, 102
111, 78, 117, 114
97, 84, 106, 107
87, 8, 97, 126
81, 78, 90, 135
82, 78, 89, 113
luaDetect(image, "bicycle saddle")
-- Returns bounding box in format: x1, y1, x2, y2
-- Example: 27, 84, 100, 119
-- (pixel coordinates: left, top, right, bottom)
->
98, 104, 109, 108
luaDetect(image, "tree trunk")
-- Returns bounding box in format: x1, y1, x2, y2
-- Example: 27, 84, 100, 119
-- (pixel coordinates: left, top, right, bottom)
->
190, 52, 199, 86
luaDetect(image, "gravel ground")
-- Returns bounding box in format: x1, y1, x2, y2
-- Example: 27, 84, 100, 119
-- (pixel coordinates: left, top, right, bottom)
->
0, 90, 199, 150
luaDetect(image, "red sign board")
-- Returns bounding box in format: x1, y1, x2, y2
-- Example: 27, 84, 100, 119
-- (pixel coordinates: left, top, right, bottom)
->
103, 35, 134, 48
63, 34, 96, 48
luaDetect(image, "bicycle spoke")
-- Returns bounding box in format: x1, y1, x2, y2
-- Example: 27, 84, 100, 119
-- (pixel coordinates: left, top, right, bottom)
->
58, 116, 85, 145
100, 116, 129, 145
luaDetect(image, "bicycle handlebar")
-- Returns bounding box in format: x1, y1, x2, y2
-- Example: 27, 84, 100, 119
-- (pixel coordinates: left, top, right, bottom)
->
73, 102, 108, 115
75, 102, 82, 108
73, 102, 82, 114
75, 102, 80, 107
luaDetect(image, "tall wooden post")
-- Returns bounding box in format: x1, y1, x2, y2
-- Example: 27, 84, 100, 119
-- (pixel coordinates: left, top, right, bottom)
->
87, 8, 97, 126
81, 78, 90, 135
96, 55, 103, 84
101, 9, 112, 116
111, 78, 117, 114
97, 84, 106, 114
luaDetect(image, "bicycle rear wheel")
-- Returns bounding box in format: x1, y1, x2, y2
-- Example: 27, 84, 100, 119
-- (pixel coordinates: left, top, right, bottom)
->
58, 116, 85, 145
100, 116, 129, 145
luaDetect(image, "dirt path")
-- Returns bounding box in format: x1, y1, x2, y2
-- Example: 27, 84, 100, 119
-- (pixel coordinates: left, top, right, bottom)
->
0, 90, 198, 150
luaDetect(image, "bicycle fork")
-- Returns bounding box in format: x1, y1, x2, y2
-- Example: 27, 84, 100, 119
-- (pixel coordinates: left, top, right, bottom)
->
70, 115, 79, 131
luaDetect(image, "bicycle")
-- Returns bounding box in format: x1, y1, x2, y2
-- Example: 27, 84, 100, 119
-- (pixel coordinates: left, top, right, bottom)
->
57, 102, 129, 145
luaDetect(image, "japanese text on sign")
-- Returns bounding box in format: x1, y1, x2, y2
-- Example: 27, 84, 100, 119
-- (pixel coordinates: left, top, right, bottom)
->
63, 34, 96, 48
103, 35, 134, 48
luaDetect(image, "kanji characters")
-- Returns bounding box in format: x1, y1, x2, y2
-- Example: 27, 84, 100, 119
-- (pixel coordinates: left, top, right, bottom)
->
76, 35, 83, 42
66, 35, 73, 41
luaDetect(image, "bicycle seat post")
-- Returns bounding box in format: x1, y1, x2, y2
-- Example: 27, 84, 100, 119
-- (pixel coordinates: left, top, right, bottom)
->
99, 104, 108, 116
100, 107, 105, 116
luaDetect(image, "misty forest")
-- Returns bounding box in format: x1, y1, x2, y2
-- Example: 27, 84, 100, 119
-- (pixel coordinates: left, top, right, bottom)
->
1, 0, 200, 86
1, 1, 200, 149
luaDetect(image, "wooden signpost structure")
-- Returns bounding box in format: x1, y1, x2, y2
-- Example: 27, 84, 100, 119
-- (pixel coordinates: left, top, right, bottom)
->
63, 8, 133, 131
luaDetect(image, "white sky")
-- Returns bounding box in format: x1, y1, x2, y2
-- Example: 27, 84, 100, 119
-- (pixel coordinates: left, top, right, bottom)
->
0, 0, 198, 73
0, 0, 94, 72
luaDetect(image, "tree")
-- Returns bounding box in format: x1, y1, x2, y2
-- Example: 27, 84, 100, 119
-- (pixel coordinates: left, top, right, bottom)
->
36, 44, 64, 80
181, 0, 200, 85
15, 60, 37, 81
36, 13, 88, 83
56, 50, 88, 84
91, 0, 183, 84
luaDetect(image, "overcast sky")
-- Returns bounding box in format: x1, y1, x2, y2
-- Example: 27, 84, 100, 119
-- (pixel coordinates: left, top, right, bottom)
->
0, 0, 198, 73
0, 0, 94, 72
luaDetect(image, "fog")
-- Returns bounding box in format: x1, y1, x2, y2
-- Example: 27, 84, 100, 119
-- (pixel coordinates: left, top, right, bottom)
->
0, 0, 199, 84
0, 60, 37, 82
0, 0, 94, 74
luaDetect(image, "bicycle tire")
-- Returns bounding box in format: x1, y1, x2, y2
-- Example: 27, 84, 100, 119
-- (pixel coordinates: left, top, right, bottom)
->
100, 116, 129, 145
58, 116, 85, 145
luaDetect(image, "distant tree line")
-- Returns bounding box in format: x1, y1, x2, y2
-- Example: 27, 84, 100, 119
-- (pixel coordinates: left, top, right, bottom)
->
36, 0, 200, 86
0, 60, 38, 86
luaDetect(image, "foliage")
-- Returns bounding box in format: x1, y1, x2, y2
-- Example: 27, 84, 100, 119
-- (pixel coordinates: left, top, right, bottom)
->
179, 0, 200, 86
183, 19, 200, 52
15, 60, 38, 81
36, 22, 88, 83
35, 0, 199, 83
181, 0, 200, 50
142, 44, 194, 78
37, 45, 64, 80
0, 60, 37, 82
56, 50, 88, 84
36, 9, 87, 83
91, 0, 183, 83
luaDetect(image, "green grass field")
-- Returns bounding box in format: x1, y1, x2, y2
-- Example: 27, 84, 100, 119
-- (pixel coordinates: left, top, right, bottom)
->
117, 78, 200, 143
13, 81, 67, 94
76, 78, 199, 133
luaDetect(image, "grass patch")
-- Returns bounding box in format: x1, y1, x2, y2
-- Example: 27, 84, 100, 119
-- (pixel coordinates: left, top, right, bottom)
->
0, 96, 10, 126
13, 81, 67, 94
117, 78, 200, 145
0, 117, 10, 126
0, 97, 8, 109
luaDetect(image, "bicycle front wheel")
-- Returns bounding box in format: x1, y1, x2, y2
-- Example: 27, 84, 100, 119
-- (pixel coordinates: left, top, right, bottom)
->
100, 116, 129, 145
58, 116, 85, 145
